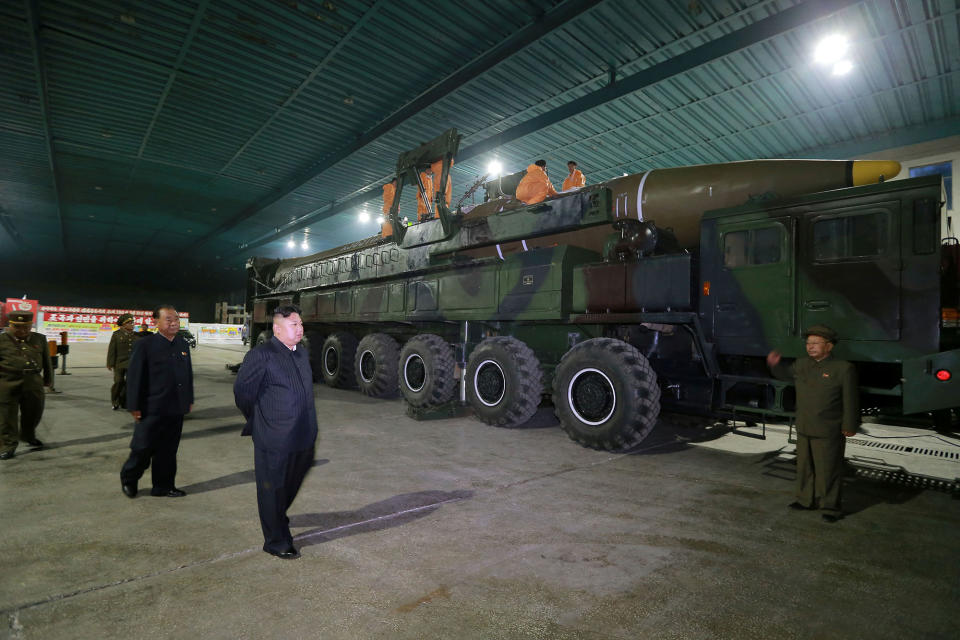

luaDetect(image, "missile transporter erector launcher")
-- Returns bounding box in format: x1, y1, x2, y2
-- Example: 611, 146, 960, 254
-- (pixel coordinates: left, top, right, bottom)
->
245, 129, 959, 450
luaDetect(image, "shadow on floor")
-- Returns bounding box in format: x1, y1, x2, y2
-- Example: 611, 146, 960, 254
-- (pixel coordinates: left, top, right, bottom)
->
758, 454, 927, 515
180, 458, 330, 494
45, 422, 245, 449
838, 472, 926, 515
621, 418, 733, 455
184, 405, 243, 420
291, 489, 474, 547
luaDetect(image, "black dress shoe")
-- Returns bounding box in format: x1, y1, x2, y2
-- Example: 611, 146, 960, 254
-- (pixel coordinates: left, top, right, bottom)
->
822, 513, 842, 523
26, 439, 44, 449
788, 501, 813, 510
265, 547, 301, 560
150, 488, 187, 497
122, 483, 138, 498
0, 451, 14, 460
112, 405, 119, 411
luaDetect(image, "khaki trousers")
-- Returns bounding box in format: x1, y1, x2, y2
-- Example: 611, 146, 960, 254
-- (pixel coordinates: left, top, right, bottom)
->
0, 375, 45, 453
795, 432, 846, 514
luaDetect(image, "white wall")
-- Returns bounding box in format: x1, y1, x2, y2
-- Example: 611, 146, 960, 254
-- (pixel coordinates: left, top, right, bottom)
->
862, 134, 959, 238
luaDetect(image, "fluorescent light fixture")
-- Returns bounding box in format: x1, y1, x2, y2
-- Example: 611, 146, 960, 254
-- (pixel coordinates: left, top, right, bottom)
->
814, 34, 848, 65
359, 210, 370, 223
487, 161, 502, 177
832, 59, 854, 76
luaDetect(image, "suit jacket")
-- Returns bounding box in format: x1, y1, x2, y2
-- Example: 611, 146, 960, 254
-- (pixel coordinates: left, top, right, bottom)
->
125, 332, 194, 415
233, 336, 318, 454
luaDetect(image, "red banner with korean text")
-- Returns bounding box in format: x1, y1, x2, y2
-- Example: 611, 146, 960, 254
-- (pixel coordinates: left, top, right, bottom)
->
37, 306, 190, 343
3, 299, 40, 327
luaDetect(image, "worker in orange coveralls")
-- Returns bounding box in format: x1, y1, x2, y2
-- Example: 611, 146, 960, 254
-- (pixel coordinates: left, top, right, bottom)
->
381, 178, 396, 238
429, 159, 453, 214
416, 169, 434, 221
562, 161, 586, 191
515, 160, 558, 204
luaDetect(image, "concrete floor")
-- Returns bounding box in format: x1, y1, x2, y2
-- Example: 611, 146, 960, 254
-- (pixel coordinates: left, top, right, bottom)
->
1, 343, 958, 640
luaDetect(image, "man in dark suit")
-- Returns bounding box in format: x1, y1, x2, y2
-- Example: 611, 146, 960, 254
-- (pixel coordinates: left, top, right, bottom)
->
233, 305, 318, 560
120, 305, 194, 498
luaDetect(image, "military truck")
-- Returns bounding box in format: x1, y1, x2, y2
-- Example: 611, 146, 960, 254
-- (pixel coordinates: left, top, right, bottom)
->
244, 130, 959, 450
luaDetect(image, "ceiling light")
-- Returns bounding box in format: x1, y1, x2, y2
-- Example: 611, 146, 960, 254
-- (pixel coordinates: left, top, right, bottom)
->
287, 239, 295, 248
376, 215, 384, 224
487, 161, 503, 178
359, 211, 370, 223
301, 241, 309, 250
814, 34, 849, 66
832, 60, 854, 76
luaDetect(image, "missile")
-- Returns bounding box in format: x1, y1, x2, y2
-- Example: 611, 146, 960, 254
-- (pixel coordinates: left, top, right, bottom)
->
459, 159, 901, 259
264, 159, 901, 291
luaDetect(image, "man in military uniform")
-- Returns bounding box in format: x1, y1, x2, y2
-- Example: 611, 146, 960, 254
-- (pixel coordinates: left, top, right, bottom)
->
767, 325, 859, 523
0, 311, 54, 460
107, 313, 137, 410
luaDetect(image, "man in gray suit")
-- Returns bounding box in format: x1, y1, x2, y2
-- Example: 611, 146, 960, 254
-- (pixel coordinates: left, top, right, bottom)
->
233, 305, 318, 559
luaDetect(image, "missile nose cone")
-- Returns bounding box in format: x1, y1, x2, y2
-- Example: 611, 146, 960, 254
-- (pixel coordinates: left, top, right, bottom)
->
852, 160, 901, 185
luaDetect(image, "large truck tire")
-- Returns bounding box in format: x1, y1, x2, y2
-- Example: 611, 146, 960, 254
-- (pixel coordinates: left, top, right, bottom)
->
304, 331, 325, 382
322, 332, 358, 388
255, 330, 273, 346
553, 337, 660, 451
398, 334, 456, 407
466, 336, 543, 427
355, 333, 399, 398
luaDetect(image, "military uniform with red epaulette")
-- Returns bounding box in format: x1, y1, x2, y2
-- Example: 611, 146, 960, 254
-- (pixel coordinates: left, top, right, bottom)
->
0, 311, 53, 459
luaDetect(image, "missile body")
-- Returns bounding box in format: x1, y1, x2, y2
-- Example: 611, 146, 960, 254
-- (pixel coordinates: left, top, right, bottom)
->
263, 159, 900, 293
461, 159, 901, 258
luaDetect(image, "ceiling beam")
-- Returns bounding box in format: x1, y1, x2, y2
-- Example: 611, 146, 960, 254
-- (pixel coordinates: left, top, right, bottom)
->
25, 0, 65, 254
134, 0, 211, 160
226, 0, 864, 257
453, 0, 864, 164
785, 115, 960, 161
187, 0, 607, 254
214, 0, 389, 176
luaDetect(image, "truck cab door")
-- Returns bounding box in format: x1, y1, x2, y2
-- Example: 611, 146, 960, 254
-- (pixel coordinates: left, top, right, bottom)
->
798, 201, 901, 341
713, 217, 794, 341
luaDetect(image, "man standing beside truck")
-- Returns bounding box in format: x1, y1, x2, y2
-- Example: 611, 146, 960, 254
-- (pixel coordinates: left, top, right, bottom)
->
233, 305, 318, 560
767, 325, 858, 523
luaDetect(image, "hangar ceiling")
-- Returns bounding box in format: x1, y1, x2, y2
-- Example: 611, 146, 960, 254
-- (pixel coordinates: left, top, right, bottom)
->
1, 0, 958, 289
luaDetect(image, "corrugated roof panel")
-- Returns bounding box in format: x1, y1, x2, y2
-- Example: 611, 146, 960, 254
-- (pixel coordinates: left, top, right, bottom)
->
3, 0, 959, 273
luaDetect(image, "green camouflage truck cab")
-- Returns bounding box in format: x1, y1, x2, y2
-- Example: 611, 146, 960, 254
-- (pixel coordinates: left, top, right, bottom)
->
245, 130, 958, 450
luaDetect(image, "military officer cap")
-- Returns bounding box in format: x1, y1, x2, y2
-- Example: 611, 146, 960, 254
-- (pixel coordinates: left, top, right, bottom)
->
117, 313, 134, 325
7, 311, 33, 325
803, 324, 838, 344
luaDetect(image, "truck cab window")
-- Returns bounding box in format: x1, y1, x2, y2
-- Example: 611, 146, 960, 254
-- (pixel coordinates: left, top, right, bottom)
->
813, 211, 887, 261
723, 231, 748, 267
722, 226, 781, 268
